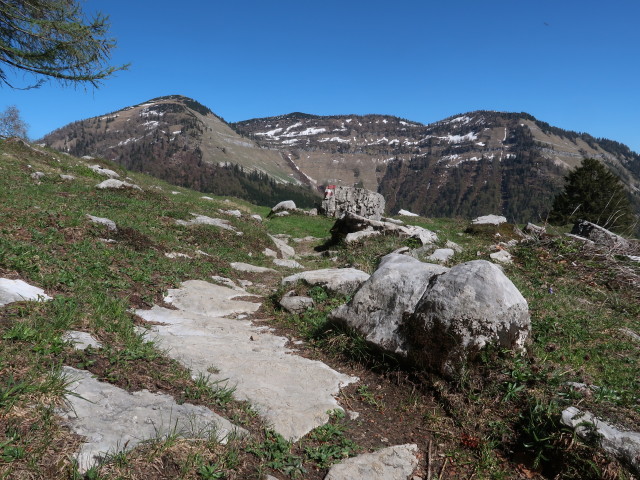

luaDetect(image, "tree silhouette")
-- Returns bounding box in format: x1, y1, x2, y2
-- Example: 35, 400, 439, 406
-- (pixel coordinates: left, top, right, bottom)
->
549, 158, 636, 234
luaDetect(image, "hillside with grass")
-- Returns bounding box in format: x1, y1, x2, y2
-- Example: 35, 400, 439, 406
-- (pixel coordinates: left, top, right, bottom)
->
1, 137, 639, 479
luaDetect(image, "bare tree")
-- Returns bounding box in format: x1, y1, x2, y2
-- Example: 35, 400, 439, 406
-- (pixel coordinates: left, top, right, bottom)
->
0, 104, 28, 138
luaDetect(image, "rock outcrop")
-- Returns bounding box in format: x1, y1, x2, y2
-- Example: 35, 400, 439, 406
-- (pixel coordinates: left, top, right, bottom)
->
321, 186, 385, 221
571, 220, 632, 250
329, 212, 437, 246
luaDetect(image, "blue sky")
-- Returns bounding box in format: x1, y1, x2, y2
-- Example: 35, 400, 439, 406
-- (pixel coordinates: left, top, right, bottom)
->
2, 0, 639, 153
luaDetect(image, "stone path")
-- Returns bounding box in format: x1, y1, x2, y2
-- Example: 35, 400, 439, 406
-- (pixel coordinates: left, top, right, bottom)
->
136, 279, 358, 441
59, 366, 245, 473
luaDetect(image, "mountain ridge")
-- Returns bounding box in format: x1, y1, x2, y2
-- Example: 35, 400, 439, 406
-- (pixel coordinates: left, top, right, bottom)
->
41, 95, 640, 225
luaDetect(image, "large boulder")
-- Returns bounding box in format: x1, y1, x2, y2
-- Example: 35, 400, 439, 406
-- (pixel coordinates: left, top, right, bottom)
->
321, 186, 385, 221
330, 254, 448, 354
406, 260, 530, 375
571, 220, 632, 250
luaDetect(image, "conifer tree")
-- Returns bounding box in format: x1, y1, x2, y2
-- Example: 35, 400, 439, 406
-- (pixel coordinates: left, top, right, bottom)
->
549, 158, 635, 233
0, 0, 127, 89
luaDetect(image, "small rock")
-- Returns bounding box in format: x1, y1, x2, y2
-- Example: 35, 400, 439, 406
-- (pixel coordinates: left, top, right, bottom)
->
490, 250, 513, 264
324, 444, 419, 480
345, 229, 380, 243
273, 259, 304, 269
472, 215, 507, 225
269, 235, 296, 259
263, 248, 278, 258
524, 222, 546, 236
279, 291, 315, 314
445, 240, 463, 253
30, 171, 45, 180
63, 331, 102, 350
274, 211, 290, 217
165, 252, 192, 259
60, 174, 75, 181
88, 164, 119, 178
95, 179, 142, 191
86, 214, 117, 232
271, 200, 297, 213
561, 407, 640, 474
282, 268, 370, 296
398, 209, 420, 217
571, 220, 631, 250
426, 248, 455, 263
221, 209, 242, 218
251, 214, 263, 222
171, 191, 181, 195
201, 196, 214, 200
231, 262, 277, 274
176, 214, 240, 233
0, 278, 52, 307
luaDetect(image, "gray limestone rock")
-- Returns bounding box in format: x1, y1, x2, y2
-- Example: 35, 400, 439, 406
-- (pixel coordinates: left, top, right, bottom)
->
282, 268, 370, 296
176, 214, 240, 233
251, 214, 263, 222
273, 258, 304, 269
398, 209, 419, 217
59, 366, 244, 473
95, 179, 142, 191
426, 248, 455, 263
88, 164, 120, 178
60, 174, 76, 181
571, 220, 632, 250
324, 444, 419, 480
279, 291, 315, 314
136, 281, 357, 441
330, 254, 448, 354
524, 222, 546, 236
269, 234, 296, 259
271, 200, 297, 213
407, 260, 530, 375
86, 214, 117, 232
63, 331, 102, 350
445, 240, 463, 253
0, 278, 52, 307
30, 171, 45, 180
345, 229, 380, 243
561, 407, 640, 474
471, 215, 507, 225
490, 250, 513, 264
321, 186, 386, 221
331, 212, 437, 246
231, 262, 277, 274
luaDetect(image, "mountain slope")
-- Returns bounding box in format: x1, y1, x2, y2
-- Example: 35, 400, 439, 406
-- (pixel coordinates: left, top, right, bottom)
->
234, 111, 640, 223
42, 95, 320, 207
42, 98, 640, 223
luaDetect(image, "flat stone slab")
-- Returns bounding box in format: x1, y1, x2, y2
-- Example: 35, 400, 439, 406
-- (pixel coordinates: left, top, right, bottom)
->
176, 214, 240, 233
58, 366, 245, 473
269, 234, 296, 259
231, 262, 277, 274
164, 280, 261, 317
324, 444, 419, 480
490, 250, 513, 264
136, 281, 357, 441
95, 179, 142, 190
282, 268, 370, 296
0, 278, 52, 307
63, 331, 102, 350
472, 214, 507, 225
562, 407, 640, 474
